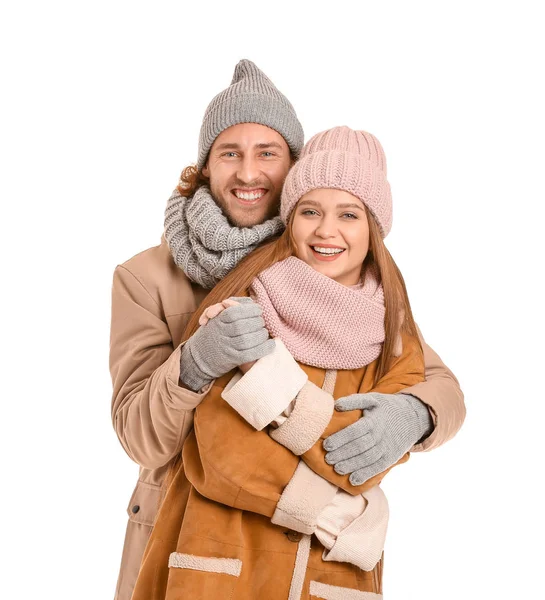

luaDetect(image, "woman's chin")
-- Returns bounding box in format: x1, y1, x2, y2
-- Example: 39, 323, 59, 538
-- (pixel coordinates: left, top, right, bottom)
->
309, 263, 341, 280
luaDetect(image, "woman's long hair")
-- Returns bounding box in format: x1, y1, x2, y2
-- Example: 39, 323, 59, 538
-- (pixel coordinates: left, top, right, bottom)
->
182, 208, 421, 386
165, 207, 422, 491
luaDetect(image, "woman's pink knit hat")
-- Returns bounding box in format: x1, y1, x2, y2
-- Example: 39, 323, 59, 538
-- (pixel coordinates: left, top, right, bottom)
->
280, 126, 393, 237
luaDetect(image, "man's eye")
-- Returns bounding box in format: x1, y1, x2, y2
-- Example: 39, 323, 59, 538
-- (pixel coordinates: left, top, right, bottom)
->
223, 152, 238, 158
261, 151, 274, 157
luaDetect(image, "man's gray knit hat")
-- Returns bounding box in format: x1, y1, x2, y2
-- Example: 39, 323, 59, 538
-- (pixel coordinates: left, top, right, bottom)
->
197, 59, 304, 169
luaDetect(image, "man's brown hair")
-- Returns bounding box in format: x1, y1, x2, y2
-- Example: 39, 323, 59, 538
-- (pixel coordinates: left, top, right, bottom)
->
176, 165, 209, 197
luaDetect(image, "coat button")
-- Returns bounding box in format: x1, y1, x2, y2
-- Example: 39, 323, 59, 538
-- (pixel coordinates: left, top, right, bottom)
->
286, 530, 303, 543
131, 505, 140, 514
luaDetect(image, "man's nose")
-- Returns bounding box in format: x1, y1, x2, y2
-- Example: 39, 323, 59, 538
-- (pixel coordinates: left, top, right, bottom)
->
237, 156, 260, 184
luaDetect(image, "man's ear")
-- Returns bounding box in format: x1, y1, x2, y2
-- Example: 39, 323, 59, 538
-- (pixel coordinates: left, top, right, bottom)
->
202, 162, 209, 178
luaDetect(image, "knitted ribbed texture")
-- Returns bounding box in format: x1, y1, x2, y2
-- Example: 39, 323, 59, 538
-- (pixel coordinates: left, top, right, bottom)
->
319, 486, 389, 573
221, 339, 307, 431
315, 490, 367, 550
250, 257, 385, 369
280, 126, 393, 237
197, 59, 304, 168
164, 186, 284, 288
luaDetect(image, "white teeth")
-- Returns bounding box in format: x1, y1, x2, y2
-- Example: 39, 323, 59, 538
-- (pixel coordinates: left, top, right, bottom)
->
312, 246, 345, 255
234, 190, 265, 200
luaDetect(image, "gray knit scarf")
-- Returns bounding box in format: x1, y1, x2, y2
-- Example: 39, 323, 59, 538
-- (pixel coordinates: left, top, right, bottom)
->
164, 186, 284, 289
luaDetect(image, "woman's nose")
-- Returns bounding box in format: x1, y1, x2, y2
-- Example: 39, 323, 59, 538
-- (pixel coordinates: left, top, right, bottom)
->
314, 217, 337, 238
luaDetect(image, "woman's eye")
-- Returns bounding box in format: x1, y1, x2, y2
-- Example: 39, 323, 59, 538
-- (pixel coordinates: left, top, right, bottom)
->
302, 209, 319, 216
342, 213, 357, 219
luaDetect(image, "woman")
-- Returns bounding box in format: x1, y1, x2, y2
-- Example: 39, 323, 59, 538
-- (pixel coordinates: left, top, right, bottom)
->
131, 126, 432, 599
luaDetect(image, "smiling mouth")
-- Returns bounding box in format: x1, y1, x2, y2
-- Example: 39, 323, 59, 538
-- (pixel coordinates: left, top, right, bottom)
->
309, 245, 346, 262
311, 245, 345, 256
232, 188, 267, 203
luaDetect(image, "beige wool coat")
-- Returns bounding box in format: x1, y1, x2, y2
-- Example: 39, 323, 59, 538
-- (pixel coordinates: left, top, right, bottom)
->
109, 237, 466, 600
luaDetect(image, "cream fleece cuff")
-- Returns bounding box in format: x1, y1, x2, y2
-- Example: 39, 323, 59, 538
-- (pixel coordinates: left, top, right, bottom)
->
270, 381, 334, 455
271, 461, 337, 534
221, 338, 308, 431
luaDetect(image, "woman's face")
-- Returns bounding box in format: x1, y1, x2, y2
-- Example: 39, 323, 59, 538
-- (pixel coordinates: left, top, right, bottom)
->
291, 189, 370, 286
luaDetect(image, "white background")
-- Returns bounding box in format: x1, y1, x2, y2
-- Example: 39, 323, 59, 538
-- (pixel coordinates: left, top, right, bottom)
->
1, 1, 543, 598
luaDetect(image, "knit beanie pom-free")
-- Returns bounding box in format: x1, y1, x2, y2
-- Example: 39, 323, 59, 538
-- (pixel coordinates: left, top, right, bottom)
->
197, 59, 304, 169
280, 126, 393, 238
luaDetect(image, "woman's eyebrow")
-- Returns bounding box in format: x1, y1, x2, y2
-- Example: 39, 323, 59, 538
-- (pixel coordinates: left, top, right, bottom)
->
298, 199, 321, 207
299, 200, 364, 211
336, 203, 365, 211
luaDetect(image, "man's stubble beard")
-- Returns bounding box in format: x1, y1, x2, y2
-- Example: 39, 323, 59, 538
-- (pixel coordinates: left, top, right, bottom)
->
210, 186, 282, 228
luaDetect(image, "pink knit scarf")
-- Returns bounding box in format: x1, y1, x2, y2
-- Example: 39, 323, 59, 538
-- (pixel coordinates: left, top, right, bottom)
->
250, 257, 385, 370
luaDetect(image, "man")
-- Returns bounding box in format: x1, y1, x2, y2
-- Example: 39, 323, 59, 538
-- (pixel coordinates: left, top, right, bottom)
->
109, 59, 465, 600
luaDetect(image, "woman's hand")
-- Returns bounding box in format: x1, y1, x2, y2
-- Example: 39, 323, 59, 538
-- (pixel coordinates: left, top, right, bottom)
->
198, 298, 240, 326
238, 360, 257, 374
179, 297, 274, 391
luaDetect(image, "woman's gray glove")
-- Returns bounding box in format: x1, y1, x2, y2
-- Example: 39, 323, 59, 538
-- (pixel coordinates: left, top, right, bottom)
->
323, 393, 433, 486
179, 297, 274, 392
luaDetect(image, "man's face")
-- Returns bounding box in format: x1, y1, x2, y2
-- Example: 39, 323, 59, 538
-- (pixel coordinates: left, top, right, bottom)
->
202, 123, 292, 227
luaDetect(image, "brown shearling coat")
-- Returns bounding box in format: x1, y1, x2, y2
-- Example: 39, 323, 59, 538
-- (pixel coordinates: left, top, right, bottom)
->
131, 332, 424, 599
109, 237, 466, 600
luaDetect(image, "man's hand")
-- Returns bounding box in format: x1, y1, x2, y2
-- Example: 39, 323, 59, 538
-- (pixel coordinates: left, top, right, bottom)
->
323, 393, 433, 486
180, 297, 274, 391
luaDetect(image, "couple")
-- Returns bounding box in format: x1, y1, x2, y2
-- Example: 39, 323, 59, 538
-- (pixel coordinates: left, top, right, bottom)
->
110, 60, 465, 600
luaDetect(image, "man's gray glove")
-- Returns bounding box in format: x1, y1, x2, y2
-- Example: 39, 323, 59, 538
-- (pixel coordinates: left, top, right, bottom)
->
323, 393, 433, 486
180, 297, 274, 392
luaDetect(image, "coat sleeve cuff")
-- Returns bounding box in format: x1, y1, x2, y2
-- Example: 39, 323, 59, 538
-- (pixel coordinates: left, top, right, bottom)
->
165, 342, 213, 411
403, 323, 465, 452
271, 461, 338, 535
398, 393, 435, 452
315, 489, 366, 549
221, 338, 308, 431
320, 486, 389, 571
270, 381, 334, 455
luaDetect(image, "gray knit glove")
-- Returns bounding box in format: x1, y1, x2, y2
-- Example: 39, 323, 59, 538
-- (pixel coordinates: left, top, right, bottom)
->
180, 297, 275, 392
323, 393, 433, 486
